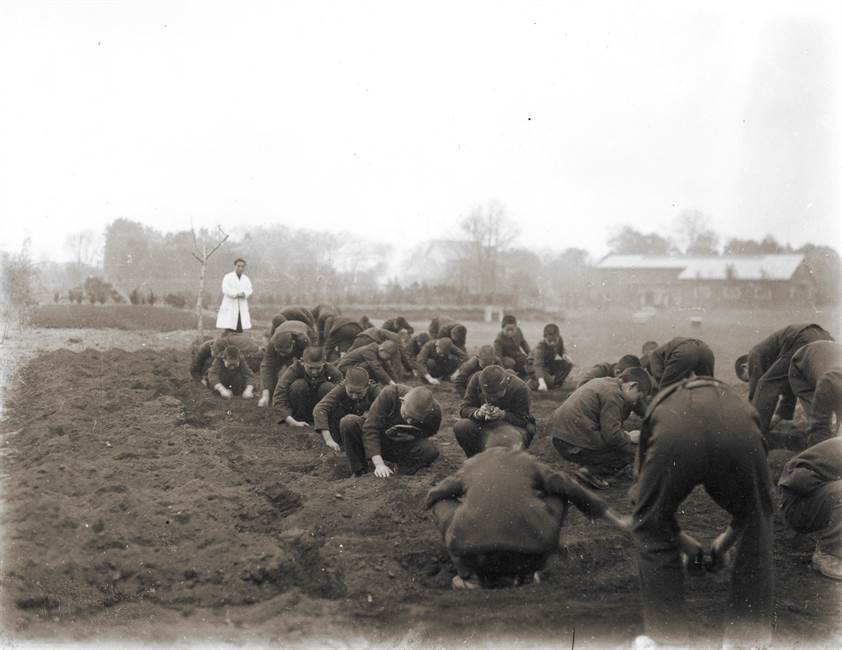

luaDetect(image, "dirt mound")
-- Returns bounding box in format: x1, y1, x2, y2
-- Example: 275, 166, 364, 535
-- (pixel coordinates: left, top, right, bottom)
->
1, 348, 840, 646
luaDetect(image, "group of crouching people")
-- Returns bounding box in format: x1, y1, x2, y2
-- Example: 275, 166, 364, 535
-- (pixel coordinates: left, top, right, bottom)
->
192, 308, 841, 647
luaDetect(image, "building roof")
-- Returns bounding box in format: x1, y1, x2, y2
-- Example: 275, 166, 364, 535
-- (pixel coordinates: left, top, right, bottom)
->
596, 254, 805, 281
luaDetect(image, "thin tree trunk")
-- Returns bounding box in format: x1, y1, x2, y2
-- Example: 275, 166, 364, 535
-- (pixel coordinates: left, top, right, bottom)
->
196, 247, 207, 339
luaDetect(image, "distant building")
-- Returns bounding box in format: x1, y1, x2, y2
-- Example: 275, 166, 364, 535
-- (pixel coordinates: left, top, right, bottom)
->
594, 254, 816, 308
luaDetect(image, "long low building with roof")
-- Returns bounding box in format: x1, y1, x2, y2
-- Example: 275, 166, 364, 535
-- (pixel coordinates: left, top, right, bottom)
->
593, 254, 816, 308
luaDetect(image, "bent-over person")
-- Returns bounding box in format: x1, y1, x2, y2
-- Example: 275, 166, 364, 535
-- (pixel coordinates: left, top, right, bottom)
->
416, 337, 468, 385
788, 341, 842, 446
453, 345, 501, 393
207, 345, 256, 399
273, 346, 342, 428
527, 323, 573, 391
493, 315, 531, 378
337, 340, 399, 386
313, 367, 382, 452
258, 320, 314, 406
647, 336, 714, 391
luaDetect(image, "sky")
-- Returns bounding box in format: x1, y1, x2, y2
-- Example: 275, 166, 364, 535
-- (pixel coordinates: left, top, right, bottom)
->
0, 0, 840, 265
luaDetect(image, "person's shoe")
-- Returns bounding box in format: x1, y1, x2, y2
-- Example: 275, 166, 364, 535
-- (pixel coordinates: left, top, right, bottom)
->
451, 575, 481, 590
572, 467, 610, 490
812, 549, 842, 580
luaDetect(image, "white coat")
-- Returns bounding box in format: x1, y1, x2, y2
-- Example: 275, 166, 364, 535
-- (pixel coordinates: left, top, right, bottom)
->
215, 272, 253, 330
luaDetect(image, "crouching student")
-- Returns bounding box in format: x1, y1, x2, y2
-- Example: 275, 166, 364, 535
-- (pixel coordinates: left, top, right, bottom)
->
207, 345, 256, 399
778, 437, 842, 580
425, 437, 631, 590
527, 323, 573, 391
337, 340, 399, 386
493, 314, 531, 378
258, 320, 314, 406
548, 367, 651, 489
341, 385, 441, 478
454, 365, 535, 458
273, 346, 342, 428
312, 367, 381, 452
416, 337, 468, 385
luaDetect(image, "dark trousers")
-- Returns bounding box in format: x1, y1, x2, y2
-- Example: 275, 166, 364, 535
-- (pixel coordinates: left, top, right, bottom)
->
340, 415, 439, 475
425, 358, 460, 379
287, 379, 336, 423
527, 358, 574, 390
431, 497, 564, 585
754, 329, 833, 435
453, 419, 531, 458
788, 365, 842, 444
552, 437, 635, 476
658, 339, 715, 390
632, 384, 773, 647
325, 323, 361, 361
781, 481, 842, 557
501, 353, 529, 378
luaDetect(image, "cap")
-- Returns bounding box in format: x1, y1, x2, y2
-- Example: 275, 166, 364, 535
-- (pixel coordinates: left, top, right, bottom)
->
211, 338, 229, 355
401, 386, 438, 420
480, 365, 509, 392
616, 354, 642, 372
435, 338, 453, 353
619, 367, 652, 394
379, 339, 397, 355
450, 324, 467, 343
501, 314, 517, 327
222, 345, 241, 362
344, 367, 370, 391
543, 323, 560, 337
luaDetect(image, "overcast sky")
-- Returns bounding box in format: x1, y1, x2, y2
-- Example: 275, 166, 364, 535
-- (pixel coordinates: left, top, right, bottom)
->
1, 0, 839, 264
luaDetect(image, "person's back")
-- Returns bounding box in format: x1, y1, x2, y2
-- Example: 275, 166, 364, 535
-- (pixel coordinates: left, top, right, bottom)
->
443, 448, 589, 555
549, 377, 628, 450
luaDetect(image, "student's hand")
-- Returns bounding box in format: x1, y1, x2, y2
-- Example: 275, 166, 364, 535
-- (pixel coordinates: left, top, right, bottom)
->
285, 416, 310, 428
425, 374, 440, 385
373, 461, 393, 478
678, 532, 705, 575
537, 377, 548, 392
201, 377, 208, 387
450, 371, 460, 381
562, 354, 573, 364
707, 530, 737, 573
237, 291, 246, 298
325, 439, 341, 453
485, 406, 504, 420
215, 384, 233, 399
257, 390, 270, 408
627, 430, 641, 444
242, 385, 254, 399
388, 380, 396, 386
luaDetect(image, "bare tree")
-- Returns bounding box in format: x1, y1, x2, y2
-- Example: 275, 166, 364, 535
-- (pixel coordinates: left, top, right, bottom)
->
65, 229, 101, 267
459, 199, 520, 299
673, 209, 720, 255
1, 239, 39, 339
191, 225, 229, 339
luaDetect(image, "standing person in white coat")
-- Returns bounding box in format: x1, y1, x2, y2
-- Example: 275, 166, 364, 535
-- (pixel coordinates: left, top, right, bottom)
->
216, 258, 253, 333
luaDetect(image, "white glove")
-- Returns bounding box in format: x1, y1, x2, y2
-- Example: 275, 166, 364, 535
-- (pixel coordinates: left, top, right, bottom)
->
257, 390, 270, 408
537, 377, 548, 392
425, 374, 440, 385
242, 385, 254, 399
215, 383, 233, 399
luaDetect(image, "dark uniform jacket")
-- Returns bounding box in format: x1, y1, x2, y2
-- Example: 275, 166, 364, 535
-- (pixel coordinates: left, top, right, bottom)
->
312, 304, 340, 344
778, 437, 842, 498
260, 321, 314, 392
272, 359, 343, 420
528, 339, 567, 379
190, 333, 261, 381
428, 316, 457, 338
407, 332, 431, 358
337, 342, 397, 385
323, 316, 363, 351
351, 327, 413, 372
361, 384, 441, 460
453, 354, 502, 392
748, 324, 834, 400
416, 339, 468, 377
459, 372, 532, 430
576, 362, 615, 388
425, 447, 608, 555
313, 382, 382, 431
207, 356, 256, 390
548, 378, 634, 450
438, 321, 466, 349
493, 326, 531, 360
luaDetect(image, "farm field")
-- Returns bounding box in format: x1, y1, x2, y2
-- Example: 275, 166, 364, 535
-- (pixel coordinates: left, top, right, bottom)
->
0, 304, 840, 647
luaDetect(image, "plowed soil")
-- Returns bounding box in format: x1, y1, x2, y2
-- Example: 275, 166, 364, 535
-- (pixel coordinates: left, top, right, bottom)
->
0, 324, 840, 648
